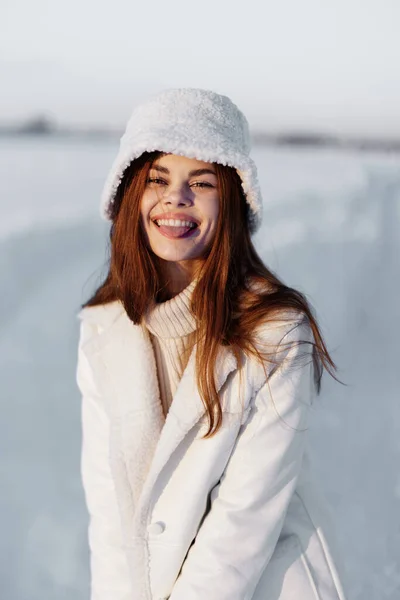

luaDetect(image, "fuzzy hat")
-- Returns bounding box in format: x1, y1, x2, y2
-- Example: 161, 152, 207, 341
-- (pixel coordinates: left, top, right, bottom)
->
100, 87, 263, 234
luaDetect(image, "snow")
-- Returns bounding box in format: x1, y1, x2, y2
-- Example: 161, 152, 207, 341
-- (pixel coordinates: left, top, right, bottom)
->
1, 137, 399, 599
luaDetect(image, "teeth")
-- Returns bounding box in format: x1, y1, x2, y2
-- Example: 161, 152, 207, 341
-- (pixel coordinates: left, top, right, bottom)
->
155, 219, 196, 228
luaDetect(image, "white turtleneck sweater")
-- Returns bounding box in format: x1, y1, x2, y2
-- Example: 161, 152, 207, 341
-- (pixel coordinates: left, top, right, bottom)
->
143, 279, 198, 418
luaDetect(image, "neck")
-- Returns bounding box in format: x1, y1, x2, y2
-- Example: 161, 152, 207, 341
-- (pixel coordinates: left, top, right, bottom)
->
156, 258, 203, 300
144, 278, 198, 339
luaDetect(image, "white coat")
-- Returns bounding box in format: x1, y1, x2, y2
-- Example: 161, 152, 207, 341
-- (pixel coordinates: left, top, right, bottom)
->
77, 299, 348, 600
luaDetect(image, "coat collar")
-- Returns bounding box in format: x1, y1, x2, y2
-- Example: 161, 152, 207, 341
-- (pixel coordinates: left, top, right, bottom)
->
79, 299, 238, 427
78, 300, 238, 533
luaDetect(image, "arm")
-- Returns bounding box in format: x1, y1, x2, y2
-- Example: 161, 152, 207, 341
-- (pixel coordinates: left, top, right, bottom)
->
77, 319, 133, 600
169, 317, 315, 600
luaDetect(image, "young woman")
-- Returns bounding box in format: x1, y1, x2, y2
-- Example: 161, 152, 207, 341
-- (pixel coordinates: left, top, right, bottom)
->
77, 88, 347, 600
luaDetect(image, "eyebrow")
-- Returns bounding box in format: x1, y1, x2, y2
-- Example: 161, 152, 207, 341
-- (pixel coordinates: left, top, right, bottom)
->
151, 165, 217, 177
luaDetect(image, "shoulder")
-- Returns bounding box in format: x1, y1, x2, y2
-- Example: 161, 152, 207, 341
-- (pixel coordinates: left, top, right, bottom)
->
77, 299, 123, 326
77, 300, 124, 348
253, 309, 313, 349
246, 309, 314, 389
244, 276, 313, 344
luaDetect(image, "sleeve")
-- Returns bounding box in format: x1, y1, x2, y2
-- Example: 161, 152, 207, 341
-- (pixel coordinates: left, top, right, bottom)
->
77, 319, 133, 600
169, 317, 316, 600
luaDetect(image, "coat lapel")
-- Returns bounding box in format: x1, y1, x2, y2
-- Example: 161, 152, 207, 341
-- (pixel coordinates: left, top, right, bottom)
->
134, 335, 238, 529
79, 300, 238, 535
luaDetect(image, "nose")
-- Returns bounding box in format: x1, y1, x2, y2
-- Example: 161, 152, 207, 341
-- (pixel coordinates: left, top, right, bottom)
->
161, 183, 192, 207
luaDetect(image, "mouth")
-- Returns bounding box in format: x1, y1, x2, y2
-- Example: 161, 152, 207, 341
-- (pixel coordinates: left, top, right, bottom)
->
152, 219, 199, 239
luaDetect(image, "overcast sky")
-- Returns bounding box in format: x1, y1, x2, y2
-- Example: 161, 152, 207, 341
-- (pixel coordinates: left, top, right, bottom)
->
1, 0, 399, 138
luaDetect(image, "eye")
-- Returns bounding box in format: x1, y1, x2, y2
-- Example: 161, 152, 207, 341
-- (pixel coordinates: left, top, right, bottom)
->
190, 181, 214, 188
146, 177, 167, 185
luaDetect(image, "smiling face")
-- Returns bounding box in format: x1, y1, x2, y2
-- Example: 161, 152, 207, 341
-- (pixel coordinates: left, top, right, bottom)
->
140, 153, 220, 285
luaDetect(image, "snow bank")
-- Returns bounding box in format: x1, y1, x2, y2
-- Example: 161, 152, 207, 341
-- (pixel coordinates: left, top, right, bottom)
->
1, 138, 399, 599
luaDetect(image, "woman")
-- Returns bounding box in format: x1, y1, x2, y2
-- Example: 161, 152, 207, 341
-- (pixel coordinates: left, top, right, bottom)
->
77, 88, 347, 599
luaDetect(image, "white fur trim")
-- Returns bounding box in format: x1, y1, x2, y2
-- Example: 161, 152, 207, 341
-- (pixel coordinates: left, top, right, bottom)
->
100, 88, 263, 234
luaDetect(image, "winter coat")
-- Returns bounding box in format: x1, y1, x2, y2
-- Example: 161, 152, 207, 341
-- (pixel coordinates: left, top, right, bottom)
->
77, 299, 348, 600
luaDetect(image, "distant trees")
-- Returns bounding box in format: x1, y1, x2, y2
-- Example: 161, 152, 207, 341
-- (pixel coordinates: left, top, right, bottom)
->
18, 115, 55, 134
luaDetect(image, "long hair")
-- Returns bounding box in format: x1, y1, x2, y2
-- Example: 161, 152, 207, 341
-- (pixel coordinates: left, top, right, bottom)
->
83, 150, 342, 438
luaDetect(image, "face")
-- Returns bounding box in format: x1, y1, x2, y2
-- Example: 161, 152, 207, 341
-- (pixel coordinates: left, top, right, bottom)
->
140, 153, 220, 272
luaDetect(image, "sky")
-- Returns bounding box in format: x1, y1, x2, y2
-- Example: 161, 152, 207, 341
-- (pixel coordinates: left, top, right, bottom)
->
1, 0, 400, 138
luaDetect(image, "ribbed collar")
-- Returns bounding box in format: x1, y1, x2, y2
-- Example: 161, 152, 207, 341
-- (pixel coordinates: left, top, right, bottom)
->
143, 278, 198, 339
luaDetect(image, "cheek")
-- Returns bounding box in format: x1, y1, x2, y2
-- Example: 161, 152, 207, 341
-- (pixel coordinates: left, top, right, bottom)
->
197, 192, 219, 217
140, 192, 155, 223
207, 195, 220, 224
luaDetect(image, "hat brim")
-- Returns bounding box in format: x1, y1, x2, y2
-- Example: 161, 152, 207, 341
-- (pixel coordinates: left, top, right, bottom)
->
100, 142, 263, 235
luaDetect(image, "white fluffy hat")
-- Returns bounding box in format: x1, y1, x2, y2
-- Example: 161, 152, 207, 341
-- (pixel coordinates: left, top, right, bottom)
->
100, 87, 263, 234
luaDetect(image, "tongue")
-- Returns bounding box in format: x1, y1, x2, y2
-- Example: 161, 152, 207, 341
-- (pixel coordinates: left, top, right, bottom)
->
158, 225, 192, 237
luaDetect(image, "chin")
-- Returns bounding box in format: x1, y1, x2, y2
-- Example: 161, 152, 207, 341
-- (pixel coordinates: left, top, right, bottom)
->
149, 244, 201, 261
154, 251, 199, 262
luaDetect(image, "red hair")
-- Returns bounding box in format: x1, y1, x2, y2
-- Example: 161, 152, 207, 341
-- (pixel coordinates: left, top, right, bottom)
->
83, 151, 341, 438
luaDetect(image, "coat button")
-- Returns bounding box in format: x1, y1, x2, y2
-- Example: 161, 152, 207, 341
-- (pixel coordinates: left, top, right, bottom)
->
147, 521, 165, 535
